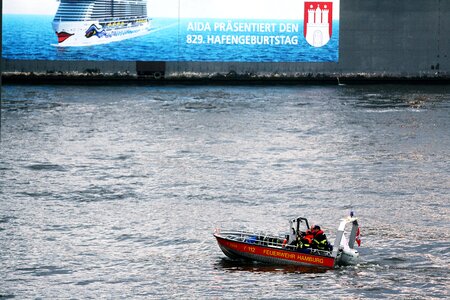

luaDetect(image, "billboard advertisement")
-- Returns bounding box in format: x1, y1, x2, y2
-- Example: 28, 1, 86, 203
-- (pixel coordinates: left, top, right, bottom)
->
2, 0, 340, 62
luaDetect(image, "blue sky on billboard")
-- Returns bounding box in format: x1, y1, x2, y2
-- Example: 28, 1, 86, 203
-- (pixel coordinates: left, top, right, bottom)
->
178, 0, 338, 20
3, 0, 59, 15
3, 0, 340, 20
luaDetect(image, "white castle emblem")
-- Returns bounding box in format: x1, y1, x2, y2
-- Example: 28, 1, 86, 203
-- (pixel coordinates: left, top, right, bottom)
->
305, 3, 332, 47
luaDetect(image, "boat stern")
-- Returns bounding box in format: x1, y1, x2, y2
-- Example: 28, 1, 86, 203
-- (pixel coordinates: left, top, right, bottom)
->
332, 214, 361, 266
336, 247, 359, 266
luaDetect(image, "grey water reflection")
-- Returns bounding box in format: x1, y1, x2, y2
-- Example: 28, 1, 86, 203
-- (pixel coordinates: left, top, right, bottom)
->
0, 83, 449, 299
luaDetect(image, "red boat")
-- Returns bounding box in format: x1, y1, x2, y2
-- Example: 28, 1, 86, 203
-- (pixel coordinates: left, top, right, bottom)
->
214, 215, 360, 269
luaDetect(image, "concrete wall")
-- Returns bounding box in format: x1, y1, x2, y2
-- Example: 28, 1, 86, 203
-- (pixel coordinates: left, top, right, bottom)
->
3, 0, 450, 81
2, 60, 136, 76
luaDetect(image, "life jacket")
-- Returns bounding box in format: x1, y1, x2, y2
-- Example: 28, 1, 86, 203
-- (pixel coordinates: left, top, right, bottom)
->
299, 232, 314, 249
312, 230, 328, 250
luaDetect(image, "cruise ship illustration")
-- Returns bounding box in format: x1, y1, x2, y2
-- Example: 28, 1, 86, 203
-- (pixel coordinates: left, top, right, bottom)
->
52, 0, 150, 46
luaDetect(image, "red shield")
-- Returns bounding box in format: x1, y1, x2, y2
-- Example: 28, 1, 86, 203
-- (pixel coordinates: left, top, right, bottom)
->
304, 1, 333, 47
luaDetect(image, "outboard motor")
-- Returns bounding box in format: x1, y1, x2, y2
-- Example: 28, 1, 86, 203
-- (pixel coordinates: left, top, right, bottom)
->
338, 234, 359, 265
332, 213, 361, 266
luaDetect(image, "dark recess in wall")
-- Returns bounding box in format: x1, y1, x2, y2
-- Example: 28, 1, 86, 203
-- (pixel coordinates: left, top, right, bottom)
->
136, 61, 166, 79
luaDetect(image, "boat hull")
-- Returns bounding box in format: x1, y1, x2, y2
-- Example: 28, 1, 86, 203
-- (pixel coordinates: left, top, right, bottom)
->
52, 20, 150, 47
214, 234, 335, 268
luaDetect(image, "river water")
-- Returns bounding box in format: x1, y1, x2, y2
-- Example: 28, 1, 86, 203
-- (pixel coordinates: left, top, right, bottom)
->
1, 83, 449, 299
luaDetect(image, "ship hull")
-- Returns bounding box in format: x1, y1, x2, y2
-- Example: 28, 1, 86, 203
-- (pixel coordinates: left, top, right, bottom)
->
52, 19, 150, 47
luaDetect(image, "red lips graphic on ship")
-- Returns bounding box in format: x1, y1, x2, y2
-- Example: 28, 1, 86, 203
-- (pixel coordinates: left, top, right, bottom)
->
56, 32, 74, 43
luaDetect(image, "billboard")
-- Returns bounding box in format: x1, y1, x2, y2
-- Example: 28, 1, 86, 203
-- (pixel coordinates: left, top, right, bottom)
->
2, 0, 340, 62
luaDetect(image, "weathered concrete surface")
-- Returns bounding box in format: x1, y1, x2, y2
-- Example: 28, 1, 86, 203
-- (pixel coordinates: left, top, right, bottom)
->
2, 0, 450, 82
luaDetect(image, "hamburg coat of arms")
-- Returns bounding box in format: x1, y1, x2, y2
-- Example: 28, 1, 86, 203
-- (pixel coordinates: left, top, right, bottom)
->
304, 1, 333, 47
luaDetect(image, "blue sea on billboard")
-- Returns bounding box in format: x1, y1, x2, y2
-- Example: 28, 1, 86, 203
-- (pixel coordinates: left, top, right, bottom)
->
2, 15, 339, 62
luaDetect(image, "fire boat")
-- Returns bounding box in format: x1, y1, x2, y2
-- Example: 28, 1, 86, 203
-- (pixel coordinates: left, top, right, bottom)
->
214, 214, 360, 269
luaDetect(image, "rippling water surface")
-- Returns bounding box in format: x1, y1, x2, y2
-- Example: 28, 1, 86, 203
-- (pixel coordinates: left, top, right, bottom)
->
1, 83, 449, 299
